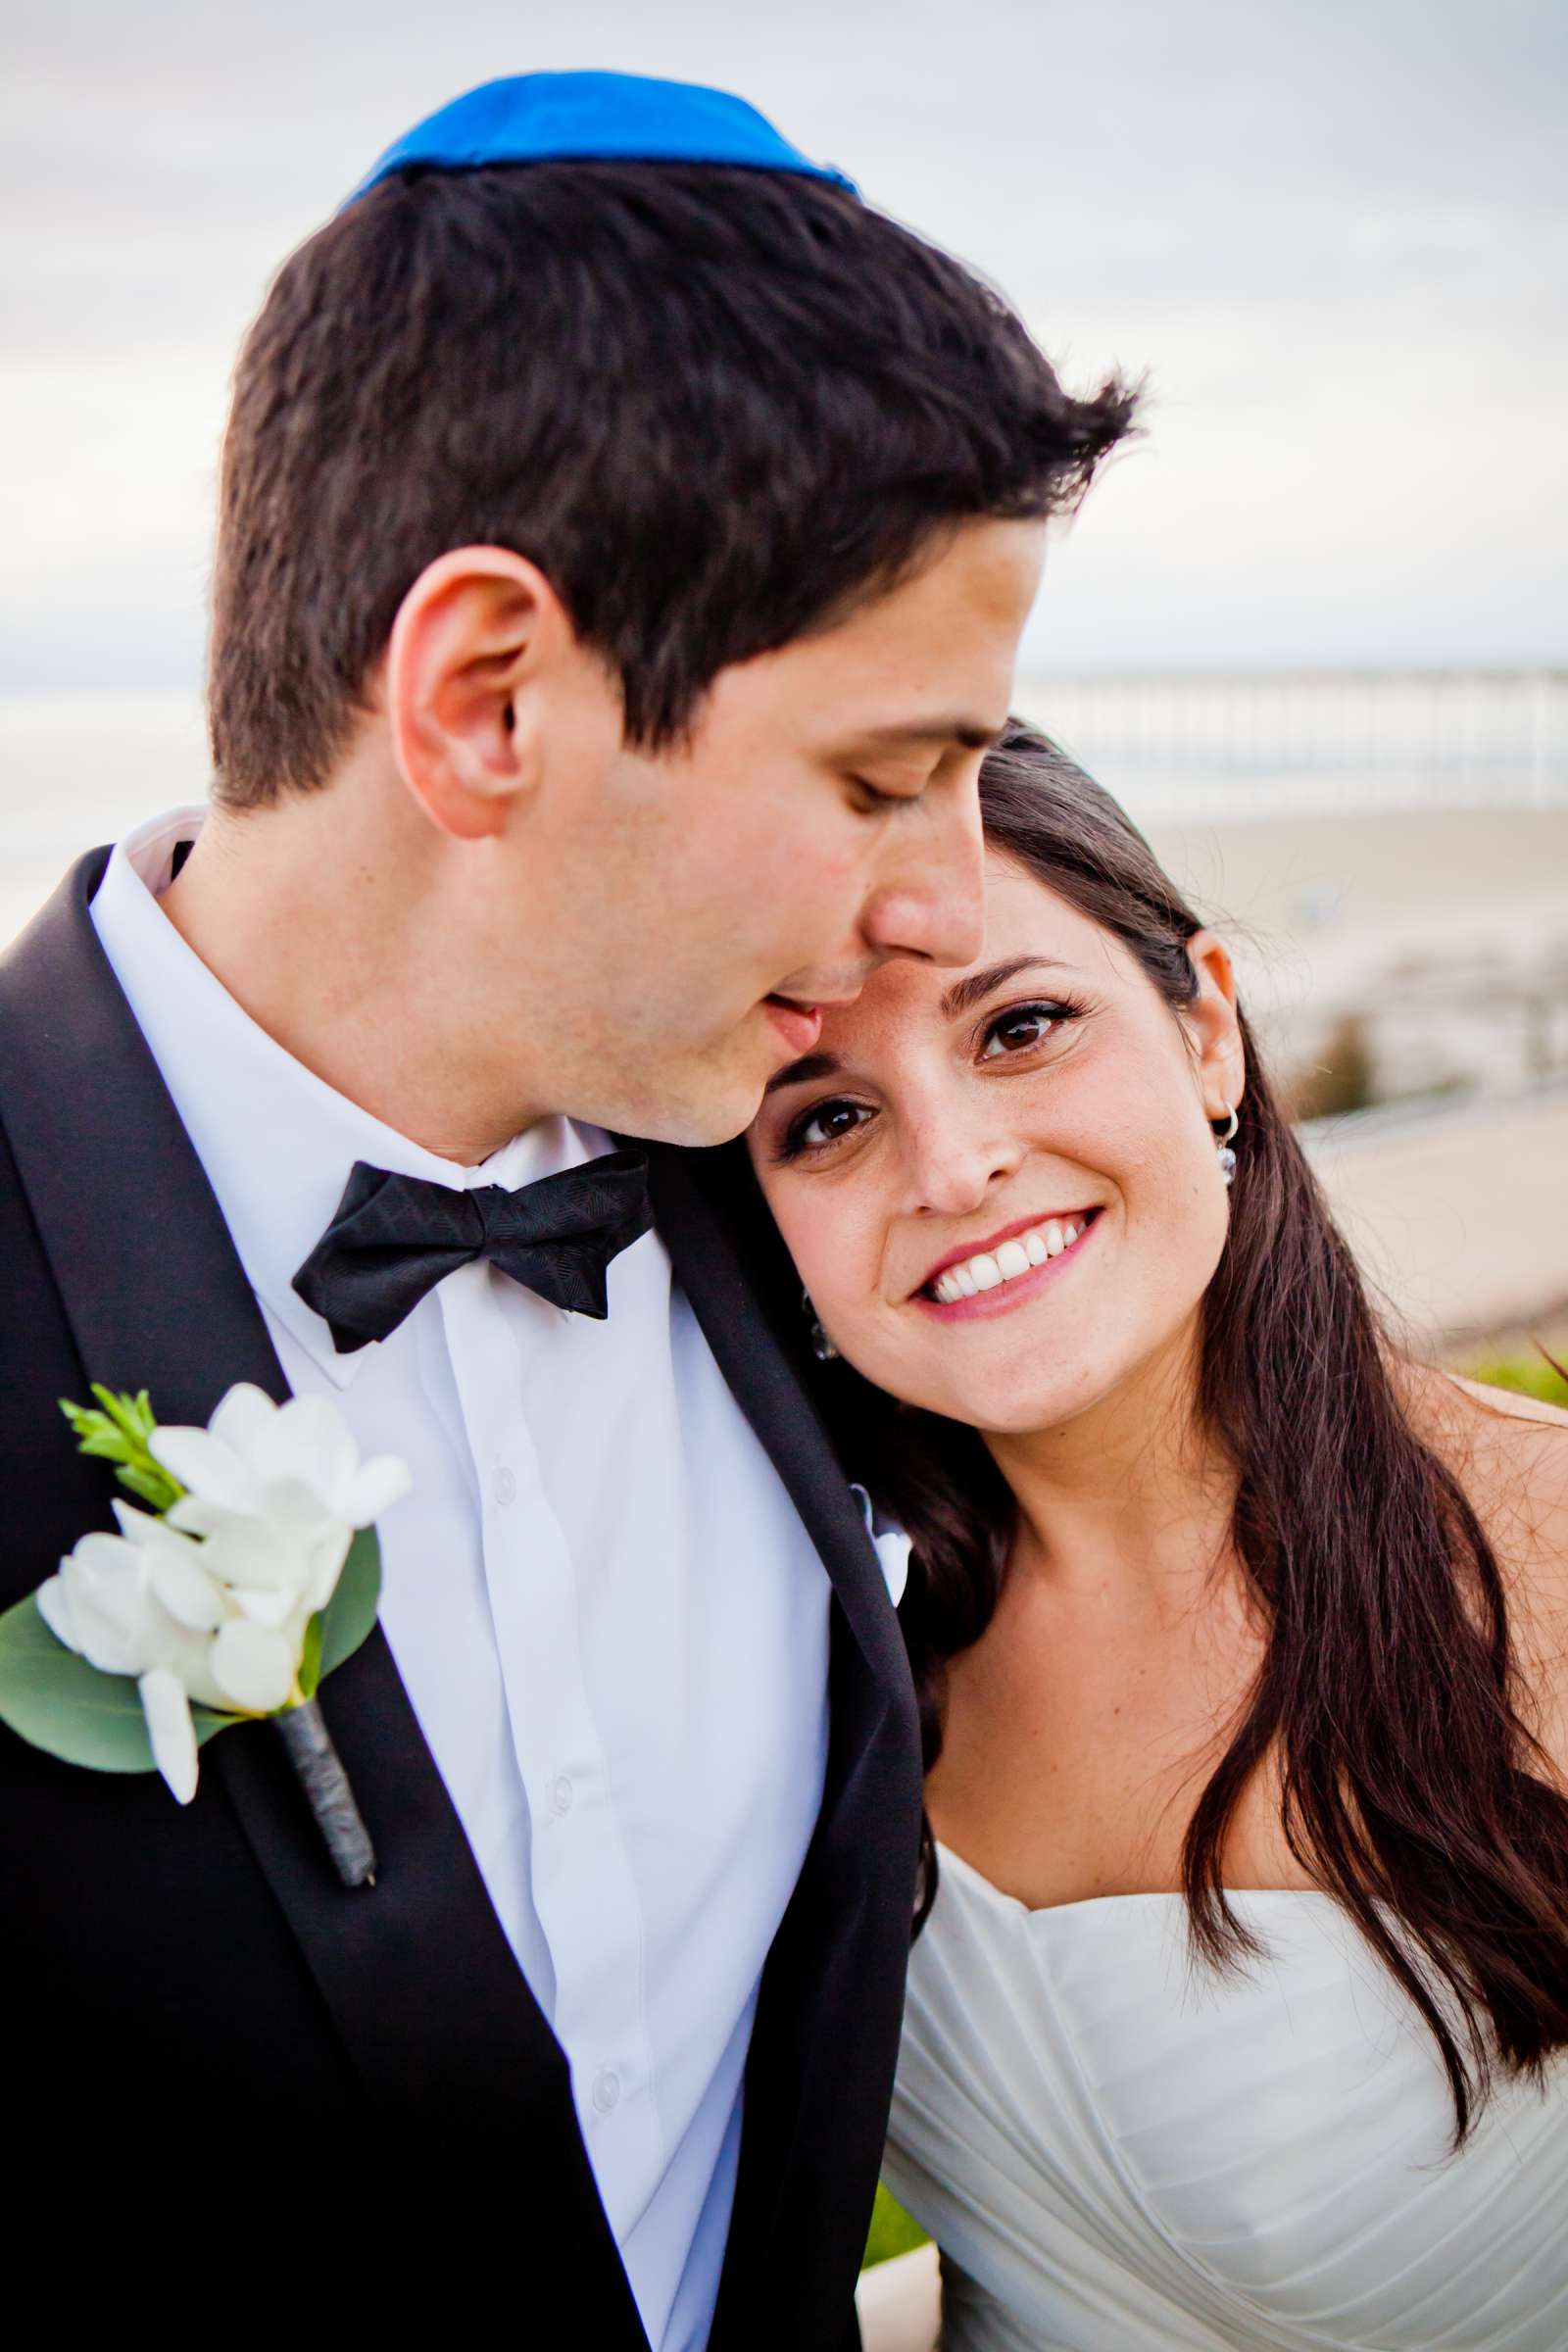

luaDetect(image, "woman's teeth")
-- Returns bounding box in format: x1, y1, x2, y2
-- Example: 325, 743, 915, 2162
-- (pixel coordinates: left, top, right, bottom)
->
929, 1216, 1090, 1305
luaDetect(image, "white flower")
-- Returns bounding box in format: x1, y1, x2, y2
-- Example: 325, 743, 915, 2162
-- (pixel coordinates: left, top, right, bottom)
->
36, 1385, 411, 1804
137, 1668, 201, 1805
152, 1383, 411, 1547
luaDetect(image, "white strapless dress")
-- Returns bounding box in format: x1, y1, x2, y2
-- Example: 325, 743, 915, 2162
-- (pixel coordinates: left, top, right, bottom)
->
884, 1845, 1568, 2350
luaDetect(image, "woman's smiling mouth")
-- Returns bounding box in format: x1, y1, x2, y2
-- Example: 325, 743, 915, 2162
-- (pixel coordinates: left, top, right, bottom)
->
913, 1206, 1102, 1319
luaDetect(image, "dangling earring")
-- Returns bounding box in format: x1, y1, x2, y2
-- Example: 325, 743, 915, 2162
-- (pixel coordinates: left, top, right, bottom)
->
802, 1287, 839, 1361
1213, 1102, 1239, 1186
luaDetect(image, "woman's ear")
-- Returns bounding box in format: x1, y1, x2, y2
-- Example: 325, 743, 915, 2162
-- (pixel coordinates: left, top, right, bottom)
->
1184, 928, 1247, 1120
383, 546, 575, 841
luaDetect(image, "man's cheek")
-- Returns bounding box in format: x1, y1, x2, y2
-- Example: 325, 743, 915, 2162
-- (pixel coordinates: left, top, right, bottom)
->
800, 845, 868, 945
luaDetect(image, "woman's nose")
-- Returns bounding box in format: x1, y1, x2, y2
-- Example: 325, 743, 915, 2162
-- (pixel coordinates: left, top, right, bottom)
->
903, 1116, 1025, 1218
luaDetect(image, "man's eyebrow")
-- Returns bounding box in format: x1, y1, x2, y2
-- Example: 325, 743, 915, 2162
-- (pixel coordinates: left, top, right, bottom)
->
853, 716, 1009, 754
762, 1051, 844, 1098
940, 956, 1078, 1020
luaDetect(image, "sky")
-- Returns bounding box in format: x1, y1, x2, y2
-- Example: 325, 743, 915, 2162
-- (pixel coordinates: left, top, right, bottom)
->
2, 0, 1564, 692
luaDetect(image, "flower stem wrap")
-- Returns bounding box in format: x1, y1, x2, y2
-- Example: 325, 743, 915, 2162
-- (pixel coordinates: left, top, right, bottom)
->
274, 1698, 376, 1887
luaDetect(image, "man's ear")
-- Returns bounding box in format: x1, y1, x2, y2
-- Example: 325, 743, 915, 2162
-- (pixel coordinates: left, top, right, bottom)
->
384, 546, 576, 841
1184, 929, 1247, 1120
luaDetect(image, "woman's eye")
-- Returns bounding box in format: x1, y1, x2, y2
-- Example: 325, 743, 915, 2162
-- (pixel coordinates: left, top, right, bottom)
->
979, 1004, 1058, 1059
789, 1099, 870, 1152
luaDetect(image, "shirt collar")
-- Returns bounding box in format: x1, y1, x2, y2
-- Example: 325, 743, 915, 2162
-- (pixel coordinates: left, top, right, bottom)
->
90, 806, 606, 1389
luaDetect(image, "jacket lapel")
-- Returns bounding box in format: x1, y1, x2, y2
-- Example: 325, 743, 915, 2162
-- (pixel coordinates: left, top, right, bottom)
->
0, 855, 643, 2331
647, 1143, 924, 2348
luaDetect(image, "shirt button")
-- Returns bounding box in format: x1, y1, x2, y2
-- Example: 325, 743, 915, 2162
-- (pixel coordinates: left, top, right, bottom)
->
550, 1774, 573, 1817
592, 2068, 621, 2114
493, 1464, 517, 1506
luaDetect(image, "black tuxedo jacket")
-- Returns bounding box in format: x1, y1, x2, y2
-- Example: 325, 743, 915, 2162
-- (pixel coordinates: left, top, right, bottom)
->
0, 852, 921, 2346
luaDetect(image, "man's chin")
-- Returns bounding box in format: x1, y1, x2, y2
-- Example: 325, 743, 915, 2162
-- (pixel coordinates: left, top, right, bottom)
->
624, 1090, 761, 1152
601, 1054, 768, 1152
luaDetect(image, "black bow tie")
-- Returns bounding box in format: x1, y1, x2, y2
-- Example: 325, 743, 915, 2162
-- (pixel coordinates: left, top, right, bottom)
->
292, 1150, 653, 1353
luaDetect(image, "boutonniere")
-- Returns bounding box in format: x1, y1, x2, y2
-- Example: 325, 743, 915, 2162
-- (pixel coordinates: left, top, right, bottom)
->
0, 1381, 410, 1886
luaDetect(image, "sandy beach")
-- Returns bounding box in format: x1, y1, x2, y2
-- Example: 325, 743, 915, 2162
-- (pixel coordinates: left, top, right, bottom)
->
1306, 1088, 1568, 1350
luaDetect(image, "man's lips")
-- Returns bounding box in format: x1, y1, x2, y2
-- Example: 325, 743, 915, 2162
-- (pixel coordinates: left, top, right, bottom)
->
762, 984, 868, 1055
763, 996, 823, 1054
912, 1208, 1101, 1298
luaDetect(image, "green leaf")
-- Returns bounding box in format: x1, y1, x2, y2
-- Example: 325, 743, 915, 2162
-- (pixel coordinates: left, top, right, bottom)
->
318, 1527, 381, 1682
862, 2183, 930, 2271
116, 1463, 174, 1509
0, 1594, 235, 1775
297, 1611, 325, 1702
58, 1390, 184, 1516
93, 1384, 147, 1442
74, 1429, 129, 1461
0, 1530, 382, 1779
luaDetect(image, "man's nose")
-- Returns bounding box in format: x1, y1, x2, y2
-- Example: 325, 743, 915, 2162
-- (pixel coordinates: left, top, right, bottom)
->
860, 777, 986, 968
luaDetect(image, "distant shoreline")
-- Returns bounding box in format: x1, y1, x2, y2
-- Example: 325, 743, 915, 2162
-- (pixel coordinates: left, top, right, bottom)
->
5, 688, 1565, 1349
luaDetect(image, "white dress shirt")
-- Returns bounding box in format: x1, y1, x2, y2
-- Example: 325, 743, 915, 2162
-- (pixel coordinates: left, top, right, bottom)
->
92, 808, 831, 2352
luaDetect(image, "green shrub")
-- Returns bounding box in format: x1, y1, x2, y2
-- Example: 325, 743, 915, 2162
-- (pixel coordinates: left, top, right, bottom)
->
862, 2182, 930, 2270
1464, 1352, 1568, 1409
1285, 1011, 1377, 1122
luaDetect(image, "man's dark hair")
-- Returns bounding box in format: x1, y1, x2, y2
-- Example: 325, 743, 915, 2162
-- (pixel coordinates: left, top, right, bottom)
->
209, 162, 1138, 807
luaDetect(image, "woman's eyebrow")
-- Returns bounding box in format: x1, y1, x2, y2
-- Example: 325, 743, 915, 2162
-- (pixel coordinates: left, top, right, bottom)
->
762, 960, 1081, 1094
762, 1050, 844, 1098
940, 956, 1078, 1019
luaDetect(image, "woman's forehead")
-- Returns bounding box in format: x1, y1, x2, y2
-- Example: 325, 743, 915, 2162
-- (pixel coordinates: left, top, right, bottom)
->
819, 860, 1111, 1044
975, 855, 1088, 951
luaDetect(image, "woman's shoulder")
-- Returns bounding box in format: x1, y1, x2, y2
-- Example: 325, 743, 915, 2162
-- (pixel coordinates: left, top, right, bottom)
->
1406, 1362, 1568, 1774
1413, 1363, 1568, 1525
1442, 1368, 1568, 1436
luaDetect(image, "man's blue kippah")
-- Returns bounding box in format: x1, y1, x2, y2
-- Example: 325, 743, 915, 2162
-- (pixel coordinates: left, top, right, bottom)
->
343, 70, 858, 208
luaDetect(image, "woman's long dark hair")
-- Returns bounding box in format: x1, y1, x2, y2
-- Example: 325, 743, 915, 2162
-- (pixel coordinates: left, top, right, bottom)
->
809, 719, 1568, 2139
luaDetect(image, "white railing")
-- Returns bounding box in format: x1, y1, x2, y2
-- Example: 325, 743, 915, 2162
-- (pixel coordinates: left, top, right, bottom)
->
1013, 668, 1568, 823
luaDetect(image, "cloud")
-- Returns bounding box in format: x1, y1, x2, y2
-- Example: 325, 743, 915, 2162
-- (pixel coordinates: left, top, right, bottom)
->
2, 0, 1563, 685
